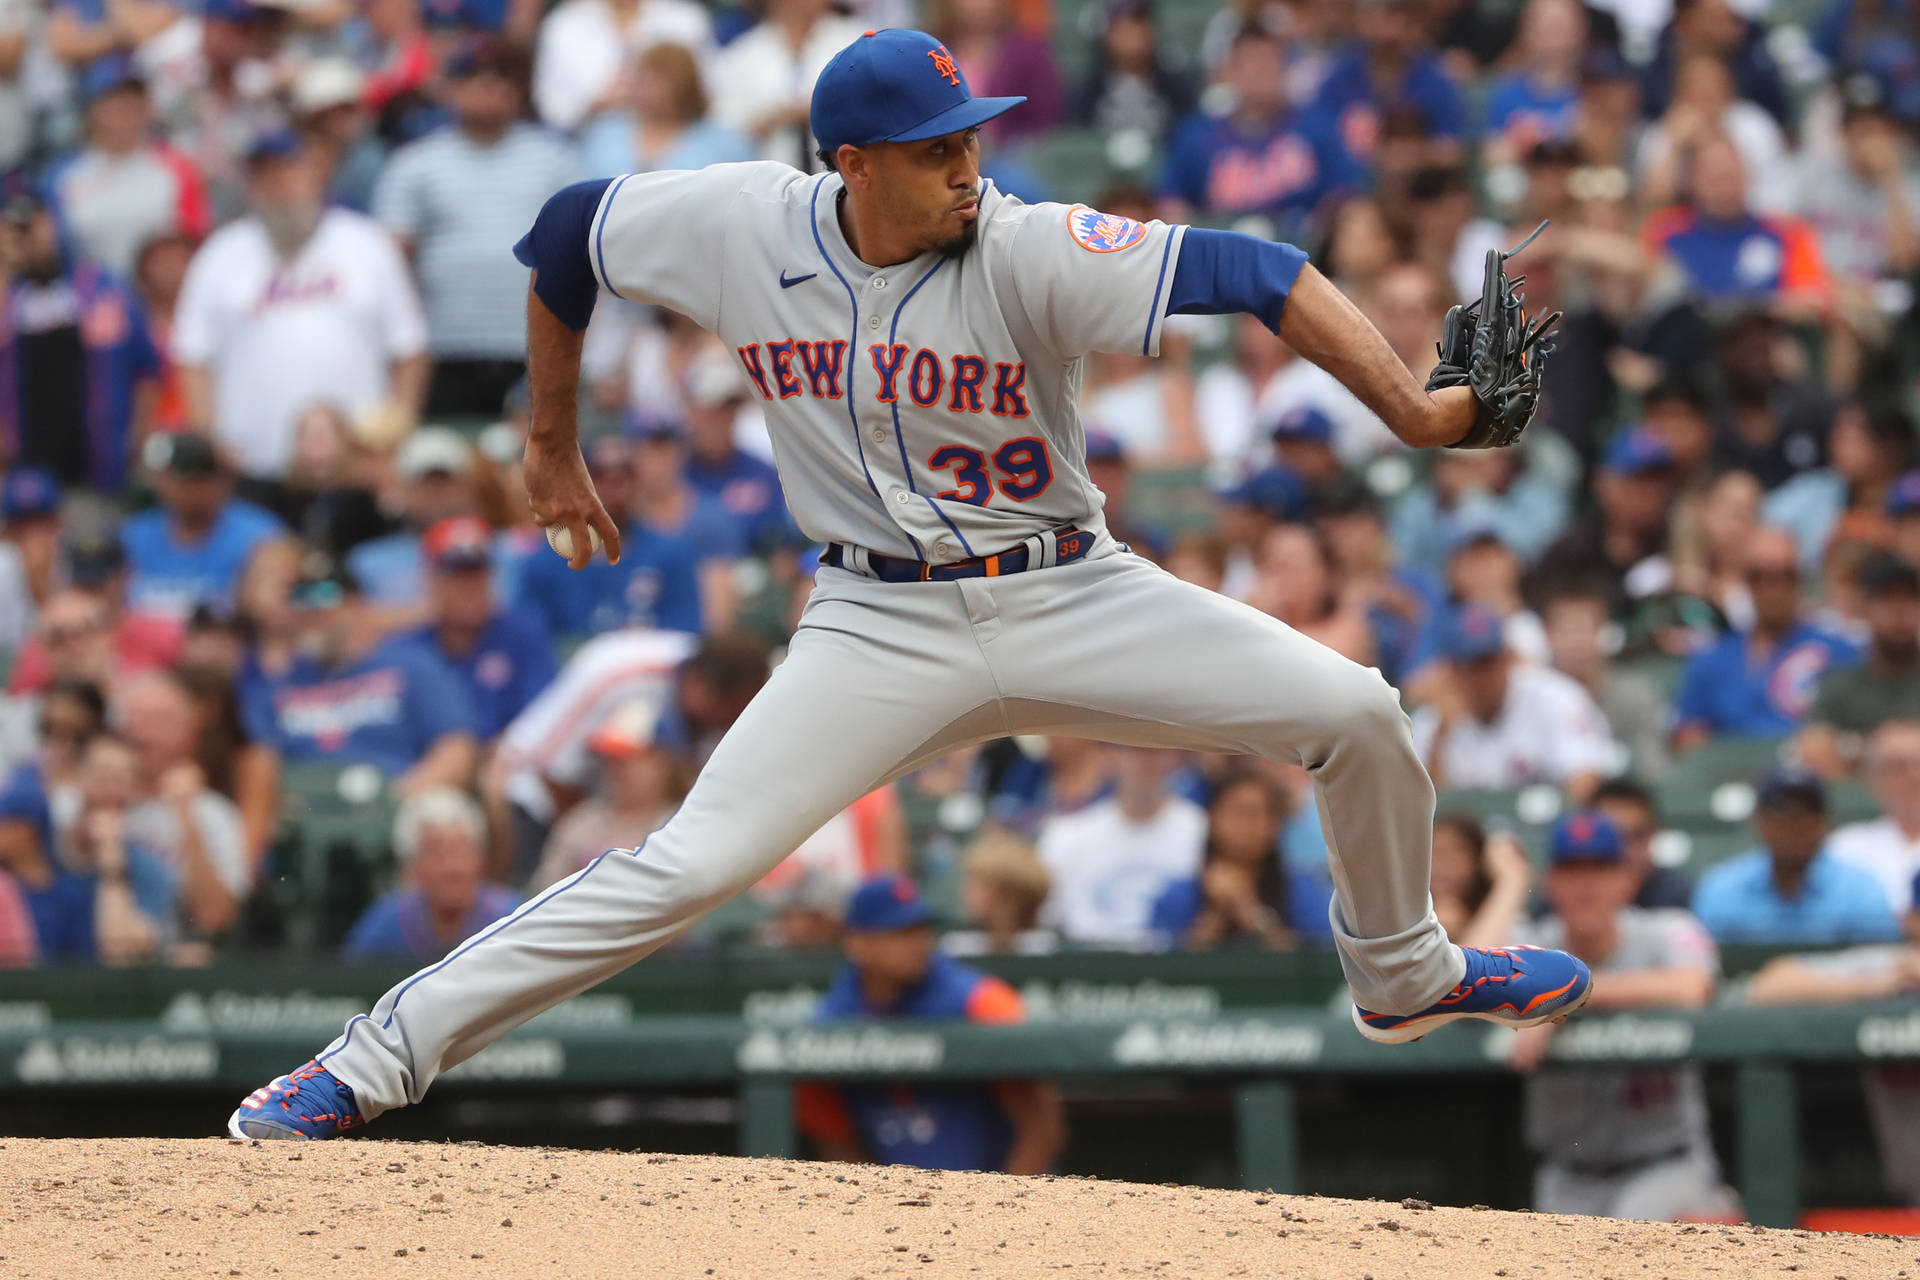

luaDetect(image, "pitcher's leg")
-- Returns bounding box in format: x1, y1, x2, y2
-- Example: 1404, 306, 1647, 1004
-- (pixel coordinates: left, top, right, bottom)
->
315, 577, 1001, 1118
988, 554, 1461, 1012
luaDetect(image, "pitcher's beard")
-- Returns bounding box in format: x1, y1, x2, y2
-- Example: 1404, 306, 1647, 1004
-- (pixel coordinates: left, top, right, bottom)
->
935, 218, 978, 260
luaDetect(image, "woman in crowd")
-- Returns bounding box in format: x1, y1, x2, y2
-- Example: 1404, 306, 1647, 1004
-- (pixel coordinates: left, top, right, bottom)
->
1429, 812, 1533, 949
576, 42, 752, 180
1149, 768, 1329, 951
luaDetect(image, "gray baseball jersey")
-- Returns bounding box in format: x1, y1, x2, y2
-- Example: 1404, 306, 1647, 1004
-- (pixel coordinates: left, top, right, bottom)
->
1518, 909, 1720, 1166
302, 168, 1470, 1122
588, 163, 1187, 560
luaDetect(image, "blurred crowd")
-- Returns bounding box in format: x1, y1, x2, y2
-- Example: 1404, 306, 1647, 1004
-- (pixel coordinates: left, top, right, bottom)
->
0, 0, 1914, 1043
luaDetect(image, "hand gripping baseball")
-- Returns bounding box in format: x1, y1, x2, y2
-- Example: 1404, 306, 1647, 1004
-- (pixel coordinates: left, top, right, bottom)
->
1426, 220, 1563, 451
524, 434, 622, 570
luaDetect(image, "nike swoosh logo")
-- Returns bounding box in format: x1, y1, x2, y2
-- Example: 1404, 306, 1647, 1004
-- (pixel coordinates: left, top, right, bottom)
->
779, 271, 817, 289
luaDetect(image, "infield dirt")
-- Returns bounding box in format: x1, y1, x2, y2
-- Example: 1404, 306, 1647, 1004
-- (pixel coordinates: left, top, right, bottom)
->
1, 1138, 1913, 1279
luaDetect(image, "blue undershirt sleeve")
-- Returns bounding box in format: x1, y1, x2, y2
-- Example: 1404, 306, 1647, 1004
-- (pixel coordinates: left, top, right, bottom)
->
1165, 228, 1310, 334
512, 177, 614, 332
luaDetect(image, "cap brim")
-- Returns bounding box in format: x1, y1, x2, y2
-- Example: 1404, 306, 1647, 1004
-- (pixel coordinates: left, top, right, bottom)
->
886, 95, 1025, 143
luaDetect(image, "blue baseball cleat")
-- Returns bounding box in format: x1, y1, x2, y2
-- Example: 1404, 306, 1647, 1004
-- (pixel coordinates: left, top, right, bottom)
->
1352, 944, 1592, 1045
227, 1060, 364, 1140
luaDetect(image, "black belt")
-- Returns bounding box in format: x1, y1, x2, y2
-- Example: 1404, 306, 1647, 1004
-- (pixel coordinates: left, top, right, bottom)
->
1559, 1141, 1696, 1180
823, 527, 1094, 583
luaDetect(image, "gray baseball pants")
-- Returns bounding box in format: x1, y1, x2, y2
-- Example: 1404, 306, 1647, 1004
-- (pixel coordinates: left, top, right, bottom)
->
319, 543, 1465, 1117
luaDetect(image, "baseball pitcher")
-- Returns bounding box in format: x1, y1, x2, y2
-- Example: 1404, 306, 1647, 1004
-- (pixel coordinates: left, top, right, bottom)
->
230, 29, 1587, 1140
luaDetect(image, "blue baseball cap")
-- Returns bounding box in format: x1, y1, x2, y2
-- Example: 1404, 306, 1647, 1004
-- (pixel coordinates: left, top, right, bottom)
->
844, 873, 935, 932
1445, 514, 1511, 555
1884, 470, 1920, 517
1268, 406, 1334, 445
245, 128, 306, 169
203, 0, 269, 22
1220, 465, 1307, 522
1083, 429, 1126, 463
1549, 811, 1625, 865
622, 411, 683, 442
1756, 765, 1827, 814
78, 54, 144, 106
810, 29, 1026, 155
1602, 428, 1675, 477
1, 466, 59, 522
1439, 603, 1507, 663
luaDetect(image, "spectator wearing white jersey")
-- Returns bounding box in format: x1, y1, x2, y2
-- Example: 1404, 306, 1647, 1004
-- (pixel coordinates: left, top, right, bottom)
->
707, 0, 864, 172
1828, 719, 1920, 916
532, 0, 713, 133
373, 39, 578, 420
172, 131, 428, 481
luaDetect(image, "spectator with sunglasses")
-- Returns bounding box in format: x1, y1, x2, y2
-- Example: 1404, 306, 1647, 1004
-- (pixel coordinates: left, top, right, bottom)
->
1672, 525, 1861, 752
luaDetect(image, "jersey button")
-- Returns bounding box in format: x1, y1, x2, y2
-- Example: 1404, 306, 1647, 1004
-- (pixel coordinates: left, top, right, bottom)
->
933, 541, 953, 559
871, 428, 885, 444
873, 277, 888, 290
892, 489, 909, 504
868, 315, 881, 329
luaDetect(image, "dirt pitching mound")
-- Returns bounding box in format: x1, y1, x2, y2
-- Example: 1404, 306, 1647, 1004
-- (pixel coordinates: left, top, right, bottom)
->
1, 1138, 1914, 1279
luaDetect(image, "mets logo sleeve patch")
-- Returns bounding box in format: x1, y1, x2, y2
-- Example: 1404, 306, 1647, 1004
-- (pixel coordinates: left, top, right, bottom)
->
1066, 205, 1149, 254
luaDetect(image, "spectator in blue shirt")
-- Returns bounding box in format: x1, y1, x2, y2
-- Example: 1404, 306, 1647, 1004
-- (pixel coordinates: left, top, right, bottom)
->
1481, 0, 1586, 166
1310, 0, 1466, 171
794, 875, 1067, 1173
628, 414, 755, 630
681, 347, 797, 556
1156, 25, 1362, 237
509, 435, 704, 641
1673, 526, 1862, 751
121, 432, 286, 621
1149, 767, 1331, 949
409, 517, 557, 742
238, 561, 481, 790
1693, 768, 1902, 945
344, 786, 520, 961
348, 428, 495, 607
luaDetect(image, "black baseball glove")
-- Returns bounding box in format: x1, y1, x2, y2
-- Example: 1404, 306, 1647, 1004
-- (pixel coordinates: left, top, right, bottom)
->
1426, 221, 1563, 451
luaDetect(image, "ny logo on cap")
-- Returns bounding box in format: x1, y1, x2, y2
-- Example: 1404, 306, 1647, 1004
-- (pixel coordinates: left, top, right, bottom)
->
927, 44, 960, 86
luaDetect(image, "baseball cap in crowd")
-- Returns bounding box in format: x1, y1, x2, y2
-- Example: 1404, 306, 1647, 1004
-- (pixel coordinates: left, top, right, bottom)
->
1883, 471, 1920, 517
1756, 765, 1828, 815
584, 434, 635, 473
810, 29, 1026, 155
1445, 514, 1511, 556
1548, 810, 1625, 866
1439, 602, 1507, 663
1860, 550, 1920, 599
65, 533, 126, 588
292, 58, 365, 117
422, 516, 492, 572
394, 427, 473, 481
1268, 406, 1335, 446
245, 128, 308, 169
1601, 428, 1675, 477
1, 466, 60, 522
444, 36, 526, 82
622, 412, 683, 443
1581, 47, 1634, 85
684, 348, 749, 409
290, 557, 360, 610
1083, 430, 1126, 464
203, 0, 273, 22
78, 54, 144, 106
844, 873, 936, 932
588, 698, 660, 758
1104, 0, 1155, 20
147, 431, 223, 478
1219, 466, 1307, 522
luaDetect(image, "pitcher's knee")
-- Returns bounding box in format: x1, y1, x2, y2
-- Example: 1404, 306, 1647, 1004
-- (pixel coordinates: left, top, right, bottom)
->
1326, 669, 1415, 752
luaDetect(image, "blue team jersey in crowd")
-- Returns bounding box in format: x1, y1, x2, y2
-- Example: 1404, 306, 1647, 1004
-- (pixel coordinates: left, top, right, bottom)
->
508, 525, 703, 639
1309, 44, 1465, 165
637, 492, 756, 562
1481, 73, 1578, 148
1649, 211, 1830, 303
237, 636, 481, 773
1156, 107, 1361, 231
419, 0, 509, 29
1147, 870, 1335, 944
1673, 622, 1861, 738
0, 761, 55, 854
408, 610, 558, 740
684, 449, 796, 554
21, 849, 176, 961
802, 953, 1026, 1171
121, 498, 285, 619
1692, 849, 1901, 945
343, 883, 523, 961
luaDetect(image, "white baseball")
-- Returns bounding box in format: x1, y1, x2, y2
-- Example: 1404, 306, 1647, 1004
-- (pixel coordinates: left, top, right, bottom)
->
545, 523, 603, 560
